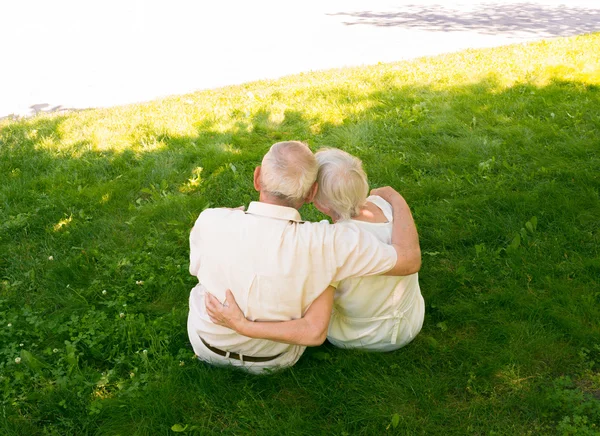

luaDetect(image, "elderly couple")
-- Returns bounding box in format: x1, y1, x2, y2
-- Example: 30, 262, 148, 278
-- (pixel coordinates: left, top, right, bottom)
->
187, 141, 423, 374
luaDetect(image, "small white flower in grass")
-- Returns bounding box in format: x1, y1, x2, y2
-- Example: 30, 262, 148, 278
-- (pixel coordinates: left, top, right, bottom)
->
136, 280, 144, 285
123, 304, 127, 307
130, 372, 135, 378
7, 323, 12, 328
19, 343, 24, 347
48, 256, 54, 261
142, 349, 148, 355
15, 357, 21, 364
102, 290, 107, 295
119, 313, 125, 318
179, 361, 185, 367
53, 348, 59, 353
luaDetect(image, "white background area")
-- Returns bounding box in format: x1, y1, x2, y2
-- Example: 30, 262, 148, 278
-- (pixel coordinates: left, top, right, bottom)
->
1, 0, 599, 118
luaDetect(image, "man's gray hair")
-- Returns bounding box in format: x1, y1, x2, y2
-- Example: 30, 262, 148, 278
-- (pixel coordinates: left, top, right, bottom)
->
314, 148, 369, 221
260, 141, 318, 205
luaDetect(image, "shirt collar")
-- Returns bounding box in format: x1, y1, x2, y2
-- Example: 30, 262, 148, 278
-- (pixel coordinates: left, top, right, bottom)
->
246, 201, 303, 222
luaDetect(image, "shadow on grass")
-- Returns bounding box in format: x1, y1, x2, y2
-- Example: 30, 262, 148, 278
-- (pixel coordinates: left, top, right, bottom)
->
0, 74, 599, 434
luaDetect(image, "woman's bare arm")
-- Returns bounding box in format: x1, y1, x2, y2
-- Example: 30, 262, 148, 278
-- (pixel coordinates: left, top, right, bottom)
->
205, 286, 335, 346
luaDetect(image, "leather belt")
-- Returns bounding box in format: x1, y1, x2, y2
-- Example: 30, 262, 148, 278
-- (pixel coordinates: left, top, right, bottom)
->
200, 337, 283, 363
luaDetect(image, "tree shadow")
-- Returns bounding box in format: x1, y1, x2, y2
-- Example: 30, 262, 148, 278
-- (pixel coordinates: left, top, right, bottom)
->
1, 71, 599, 433
329, 3, 600, 37
2, 75, 599, 306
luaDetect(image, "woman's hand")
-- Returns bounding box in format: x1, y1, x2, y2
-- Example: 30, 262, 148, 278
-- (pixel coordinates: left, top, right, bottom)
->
205, 289, 247, 332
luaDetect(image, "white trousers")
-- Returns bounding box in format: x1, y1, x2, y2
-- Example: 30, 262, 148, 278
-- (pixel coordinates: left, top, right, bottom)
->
187, 317, 305, 375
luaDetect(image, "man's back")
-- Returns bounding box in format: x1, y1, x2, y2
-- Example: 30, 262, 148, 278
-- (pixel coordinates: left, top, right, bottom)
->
187, 201, 397, 371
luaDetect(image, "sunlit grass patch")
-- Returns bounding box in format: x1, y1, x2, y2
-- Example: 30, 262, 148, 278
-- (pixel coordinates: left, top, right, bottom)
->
52, 215, 73, 232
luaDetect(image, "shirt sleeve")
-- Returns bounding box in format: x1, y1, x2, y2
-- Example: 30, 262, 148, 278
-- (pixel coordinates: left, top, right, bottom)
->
331, 222, 397, 282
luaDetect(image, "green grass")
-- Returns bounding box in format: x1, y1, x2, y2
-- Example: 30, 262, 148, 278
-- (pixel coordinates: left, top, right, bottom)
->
1, 33, 599, 435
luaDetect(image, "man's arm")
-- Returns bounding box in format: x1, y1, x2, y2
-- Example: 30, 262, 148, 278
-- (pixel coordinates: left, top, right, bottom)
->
331, 186, 421, 280
205, 287, 335, 346
371, 187, 421, 276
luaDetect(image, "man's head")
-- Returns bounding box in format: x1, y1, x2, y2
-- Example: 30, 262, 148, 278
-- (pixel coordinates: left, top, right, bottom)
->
254, 141, 319, 209
313, 148, 369, 221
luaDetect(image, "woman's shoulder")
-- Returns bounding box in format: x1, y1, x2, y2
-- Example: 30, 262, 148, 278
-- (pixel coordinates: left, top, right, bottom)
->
366, 195, 393, 222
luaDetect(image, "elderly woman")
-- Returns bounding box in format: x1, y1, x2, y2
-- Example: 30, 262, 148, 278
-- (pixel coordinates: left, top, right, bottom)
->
206, 148, 424, 352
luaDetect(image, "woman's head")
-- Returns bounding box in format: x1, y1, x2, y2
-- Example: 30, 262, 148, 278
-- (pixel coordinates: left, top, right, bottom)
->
314, 148, 369, 221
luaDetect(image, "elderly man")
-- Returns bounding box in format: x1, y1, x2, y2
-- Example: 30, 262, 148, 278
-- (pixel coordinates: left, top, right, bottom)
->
187, 141, 420, 373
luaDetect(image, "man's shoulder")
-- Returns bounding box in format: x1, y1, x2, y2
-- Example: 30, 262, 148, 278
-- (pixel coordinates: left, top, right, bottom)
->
194, 207, 244, 229
321, 220, 362, 233
296, 219, 364, 242
298, 219, 361, 230
198, 207, 241, 220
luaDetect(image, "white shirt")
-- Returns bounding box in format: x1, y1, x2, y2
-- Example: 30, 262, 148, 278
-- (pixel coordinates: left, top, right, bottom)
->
187, 201, 398, 370
327, 196, 425, 351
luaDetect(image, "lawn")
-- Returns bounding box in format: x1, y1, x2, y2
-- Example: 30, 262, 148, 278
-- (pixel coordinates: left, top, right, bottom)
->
1, 33, 599, 435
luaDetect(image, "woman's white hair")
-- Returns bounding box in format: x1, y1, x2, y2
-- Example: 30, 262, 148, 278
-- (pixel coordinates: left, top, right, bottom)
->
260, 141, 318, 205
314, 148, 369, 221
